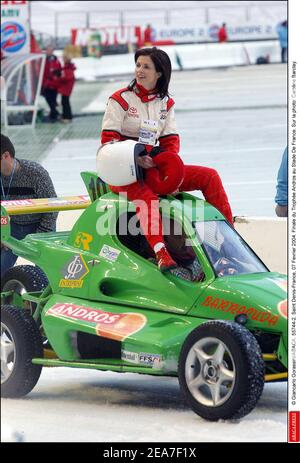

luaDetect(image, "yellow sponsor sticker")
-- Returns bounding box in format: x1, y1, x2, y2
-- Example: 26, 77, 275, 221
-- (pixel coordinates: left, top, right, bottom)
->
59, 279, 84, 288
74, 232, 93, 251
59, 254, 89, 289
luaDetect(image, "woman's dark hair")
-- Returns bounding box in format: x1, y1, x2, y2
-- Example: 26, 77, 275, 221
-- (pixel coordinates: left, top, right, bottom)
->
1, 134, 15, 158
129, 47, 172, 98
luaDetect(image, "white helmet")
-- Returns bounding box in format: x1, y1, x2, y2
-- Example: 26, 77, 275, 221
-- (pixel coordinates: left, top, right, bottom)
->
96, 140, 146, 186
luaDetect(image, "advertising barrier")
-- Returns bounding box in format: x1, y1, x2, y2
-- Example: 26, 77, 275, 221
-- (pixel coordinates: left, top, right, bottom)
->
1, 0, 30, 56
71, 21, 280, 54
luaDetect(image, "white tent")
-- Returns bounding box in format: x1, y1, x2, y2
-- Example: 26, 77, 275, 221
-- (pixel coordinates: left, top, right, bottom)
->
1, 53, 45, 127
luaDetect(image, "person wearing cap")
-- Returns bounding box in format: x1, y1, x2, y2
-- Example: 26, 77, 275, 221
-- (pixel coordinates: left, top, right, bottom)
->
99, 47, 233, 272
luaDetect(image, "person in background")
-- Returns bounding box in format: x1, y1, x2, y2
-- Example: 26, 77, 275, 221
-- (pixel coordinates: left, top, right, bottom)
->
275, 147, 288, 217
57, 53, 76, 123
144, 24, 153, 47
218, 23, 228, 43
0, 134, 58, 277
276, 20, 288, 63
41, 46, 61, 122
100, 47, 233, 272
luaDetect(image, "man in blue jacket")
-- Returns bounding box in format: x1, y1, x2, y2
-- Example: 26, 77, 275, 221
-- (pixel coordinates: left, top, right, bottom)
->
275, 147, 288, 217
276, 20, 287, 63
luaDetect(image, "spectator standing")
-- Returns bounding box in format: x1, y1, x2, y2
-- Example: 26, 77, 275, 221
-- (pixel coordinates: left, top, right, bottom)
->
218, 23, 228, 43
0, 134, 58, 276
143, 24, 153, 47
57, 54, 76, 123
275, 147, 288, 217
276, 20, 288, 63
41, 46, 61, 122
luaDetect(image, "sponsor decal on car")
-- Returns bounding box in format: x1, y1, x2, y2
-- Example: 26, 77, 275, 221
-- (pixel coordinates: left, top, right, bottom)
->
139, 353, 162, 368
59, 254, 89, 288
1, 199, 33, 207
74, 232, 93, 251
1, 196, 90, 214
46, 303, 147, 341
278, 299, 287, 319
99, 244, 121, 262
270, 278, 287, 319
1, 216, 9, 226
121, 349, 139, 364
121, 350, 163, 368
201, 296, 279, 326
49, 195, 90, 206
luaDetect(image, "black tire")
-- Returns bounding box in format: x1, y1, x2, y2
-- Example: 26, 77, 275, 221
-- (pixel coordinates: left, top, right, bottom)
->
1, 265, 48, 316
1, 305, 43, 398
178, 320, 265, 421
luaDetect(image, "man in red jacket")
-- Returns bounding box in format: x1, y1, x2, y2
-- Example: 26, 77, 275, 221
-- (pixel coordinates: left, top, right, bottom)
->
144, 24, 153, 46
41, 46, 61, 122
57, 54, 76, 122
218, 23, 228, 43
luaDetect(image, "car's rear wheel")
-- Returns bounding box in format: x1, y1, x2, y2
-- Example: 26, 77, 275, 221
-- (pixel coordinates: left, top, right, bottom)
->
1, 265, 48, 317
1, 305, 43, 398
178, 320, 265, 421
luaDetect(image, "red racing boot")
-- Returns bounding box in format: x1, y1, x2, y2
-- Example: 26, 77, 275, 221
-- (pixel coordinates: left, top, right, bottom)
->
155, 247, 177, 273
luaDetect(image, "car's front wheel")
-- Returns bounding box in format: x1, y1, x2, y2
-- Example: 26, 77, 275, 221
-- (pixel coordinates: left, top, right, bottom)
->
1, 305, 43, 398
178, 320, 265, 421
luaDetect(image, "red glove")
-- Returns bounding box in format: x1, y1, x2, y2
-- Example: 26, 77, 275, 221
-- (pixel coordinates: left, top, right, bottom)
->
145, 151, 184, 195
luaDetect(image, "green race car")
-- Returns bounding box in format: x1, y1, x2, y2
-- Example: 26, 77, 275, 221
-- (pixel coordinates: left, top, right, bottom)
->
0, 172, 287, 421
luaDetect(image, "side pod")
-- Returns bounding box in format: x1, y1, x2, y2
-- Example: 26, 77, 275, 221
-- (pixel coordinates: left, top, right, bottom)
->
0, 205, 40, 261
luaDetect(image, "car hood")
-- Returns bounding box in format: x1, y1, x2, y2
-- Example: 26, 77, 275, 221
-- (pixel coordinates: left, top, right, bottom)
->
199, 272, 287, 331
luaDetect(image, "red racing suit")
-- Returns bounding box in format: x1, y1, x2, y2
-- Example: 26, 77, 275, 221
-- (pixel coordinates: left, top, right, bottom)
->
101, 83, 233, 249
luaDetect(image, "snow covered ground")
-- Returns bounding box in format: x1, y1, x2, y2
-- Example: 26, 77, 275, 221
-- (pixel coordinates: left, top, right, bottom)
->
1, 368, 287, 443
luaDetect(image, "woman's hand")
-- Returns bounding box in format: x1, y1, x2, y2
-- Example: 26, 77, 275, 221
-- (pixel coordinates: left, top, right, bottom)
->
137, 155, 155, 169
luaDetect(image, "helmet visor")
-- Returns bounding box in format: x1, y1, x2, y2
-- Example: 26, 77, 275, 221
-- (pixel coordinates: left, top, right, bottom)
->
134, 143, 147, 183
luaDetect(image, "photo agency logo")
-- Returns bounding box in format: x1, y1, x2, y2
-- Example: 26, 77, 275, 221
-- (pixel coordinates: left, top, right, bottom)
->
95, 195, 205, 243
